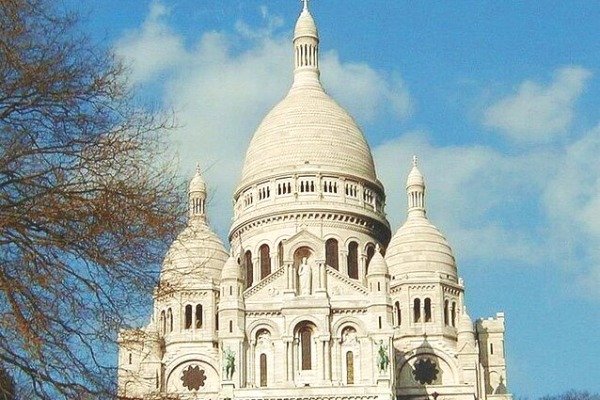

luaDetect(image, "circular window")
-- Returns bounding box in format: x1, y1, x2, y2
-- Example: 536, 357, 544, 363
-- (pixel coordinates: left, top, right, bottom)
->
412, 358, 439, 385
181, 365, 207, 391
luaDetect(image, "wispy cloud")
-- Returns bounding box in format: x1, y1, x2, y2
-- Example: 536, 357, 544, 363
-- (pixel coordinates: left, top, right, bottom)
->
114, 1, 186, 84
483, 66, 592, 144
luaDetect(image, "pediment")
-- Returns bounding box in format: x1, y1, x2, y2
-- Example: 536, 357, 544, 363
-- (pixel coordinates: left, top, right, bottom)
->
326, 267, 368, 297
244, 267, 286, 301
283, 229, 325, 260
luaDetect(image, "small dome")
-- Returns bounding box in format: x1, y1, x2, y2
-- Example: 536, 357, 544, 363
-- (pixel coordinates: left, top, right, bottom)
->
160, 223, 228, 287
221, 253, 242, 281
367, 246, 388, 276
189, 165, 206, 194
385, 214, 457, 279
458, 307, 474, 333
458, 307, 476, 346
406, 156, 425, 188
294, 5, 318, 39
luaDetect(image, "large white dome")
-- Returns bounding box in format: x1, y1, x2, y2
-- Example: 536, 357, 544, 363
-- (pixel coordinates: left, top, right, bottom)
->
240, 85, 377, 186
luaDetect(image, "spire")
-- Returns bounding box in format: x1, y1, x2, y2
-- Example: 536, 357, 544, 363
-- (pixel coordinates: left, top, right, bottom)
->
406, 156, 426, 217
188, 164, 207, 223
292, 0, 320, 88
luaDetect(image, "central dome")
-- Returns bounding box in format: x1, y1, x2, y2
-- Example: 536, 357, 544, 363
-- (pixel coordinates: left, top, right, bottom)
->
238, 4, 377, 188
240, 85, 377, 186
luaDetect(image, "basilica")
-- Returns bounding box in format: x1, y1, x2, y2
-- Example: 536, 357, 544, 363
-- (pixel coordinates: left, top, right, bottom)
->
117, 3, 512, 400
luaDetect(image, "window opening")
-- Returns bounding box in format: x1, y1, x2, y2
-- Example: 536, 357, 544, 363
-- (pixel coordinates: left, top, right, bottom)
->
347, 241, 359, 279
424, 298, 432, 322
325, 238, 339, 270
195, 304, 203, 328
260, 244, 271, 279
346, 351, 354, 384
260, 354, 267, 387
184, 305, 192, 329
414, 298, 421, 322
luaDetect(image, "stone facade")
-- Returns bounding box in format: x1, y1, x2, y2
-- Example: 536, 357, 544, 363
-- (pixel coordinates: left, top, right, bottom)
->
117, 3, 512, 400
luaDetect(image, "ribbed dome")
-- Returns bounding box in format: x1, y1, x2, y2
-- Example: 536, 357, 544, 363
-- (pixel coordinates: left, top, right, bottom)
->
160, 168, 228, 288
189, 165, 206, 193
385, 215, 457, 278
238, 2, 377, 187
160, 223, 228, 287
294, 3, 318, 39
220, 253, 242, 281
458, 307, 474, 333
367, 246, 388, 276
386, 158, 457, 279
240, 86, 377, 185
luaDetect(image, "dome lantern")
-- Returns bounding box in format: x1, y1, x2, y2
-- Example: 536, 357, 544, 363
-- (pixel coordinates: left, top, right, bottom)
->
406, 155, 426, 217
293, 0, 320, 88
188, 164, 207, 223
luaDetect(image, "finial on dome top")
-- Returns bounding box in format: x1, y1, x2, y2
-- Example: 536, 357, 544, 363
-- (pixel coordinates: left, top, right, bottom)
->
302, 0, 309, 11
406, 156, 426, 216
195, 162, 201, 174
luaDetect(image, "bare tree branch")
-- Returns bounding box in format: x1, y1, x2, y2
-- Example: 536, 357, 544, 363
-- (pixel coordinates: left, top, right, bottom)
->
0, 0, 186, 398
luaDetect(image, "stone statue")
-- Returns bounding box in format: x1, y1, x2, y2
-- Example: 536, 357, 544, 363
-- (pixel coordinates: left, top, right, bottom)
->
223, 347, 235, 380
298, 257, 312, 295
377, 340, 389, 373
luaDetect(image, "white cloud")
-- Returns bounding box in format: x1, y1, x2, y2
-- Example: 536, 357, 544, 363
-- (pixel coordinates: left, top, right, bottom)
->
114, 1, 186, 84
374, 132, 550, 267
484, 66, 592, 144
321, 52, 412, 122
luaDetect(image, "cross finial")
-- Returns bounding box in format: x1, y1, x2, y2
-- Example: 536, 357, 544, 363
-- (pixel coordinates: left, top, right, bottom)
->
412, 155, 418, 167
301, 0, 309, 11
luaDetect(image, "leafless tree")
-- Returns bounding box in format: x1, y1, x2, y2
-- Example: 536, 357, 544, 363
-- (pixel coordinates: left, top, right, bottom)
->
0, 0, 185, 398
539, 390, 600, 400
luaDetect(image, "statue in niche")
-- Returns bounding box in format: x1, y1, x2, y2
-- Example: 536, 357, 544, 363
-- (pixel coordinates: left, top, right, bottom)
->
223, 348, 235, 380
298, 257, 312, 295
342, 327, 357, 345
377, 340, 390, 373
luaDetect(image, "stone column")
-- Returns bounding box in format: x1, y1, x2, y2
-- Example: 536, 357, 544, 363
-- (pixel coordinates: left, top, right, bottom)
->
324, 339, 331, 382
248, 339, 256, 387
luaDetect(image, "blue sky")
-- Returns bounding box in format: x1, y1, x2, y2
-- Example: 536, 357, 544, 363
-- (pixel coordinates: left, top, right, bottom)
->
72, 1, 600, 397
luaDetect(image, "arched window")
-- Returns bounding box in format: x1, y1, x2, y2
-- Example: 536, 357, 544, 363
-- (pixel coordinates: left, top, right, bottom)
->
278, 241, 284, 267
167, 308, 173, 332
346, 351, 354, 384
300, 327, 312, 370
451, 301, 457, 327
347, 241, 359, 279
195, 304, 203, 328
425, 298, 432, 322
260, 244, 271, 279
160, 310, 166, 334
413, 298, 421, 323
260, 354, 267, 387
245, 250, 253, 288
184, 305, 192, 329
325, 238, 339, 270
128, 353, 132, 365
395, 301, 401, 326
365, 244, 376, 274
444, 300, 449, 326
229, 320, 233, 333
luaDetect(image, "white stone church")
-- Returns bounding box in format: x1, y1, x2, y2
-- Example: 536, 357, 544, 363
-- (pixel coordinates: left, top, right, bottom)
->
117, 3, 512, 400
